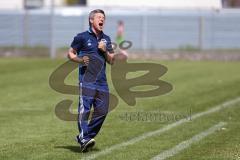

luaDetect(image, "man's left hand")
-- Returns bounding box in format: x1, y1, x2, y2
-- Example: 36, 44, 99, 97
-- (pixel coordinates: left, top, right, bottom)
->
98, 41, 107, 53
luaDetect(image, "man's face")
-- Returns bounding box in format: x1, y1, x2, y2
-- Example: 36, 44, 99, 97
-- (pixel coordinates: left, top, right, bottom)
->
90, 13, 105, 32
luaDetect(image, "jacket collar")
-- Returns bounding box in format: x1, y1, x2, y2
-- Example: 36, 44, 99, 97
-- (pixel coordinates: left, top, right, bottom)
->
88, 27, 104, 39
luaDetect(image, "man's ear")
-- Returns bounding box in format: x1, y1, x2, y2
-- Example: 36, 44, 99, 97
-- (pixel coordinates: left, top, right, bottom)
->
90, 18, 93, 25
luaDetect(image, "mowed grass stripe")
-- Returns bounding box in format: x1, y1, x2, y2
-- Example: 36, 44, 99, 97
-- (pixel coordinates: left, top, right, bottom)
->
82, 97, 240, 160
151, 122, 226, 160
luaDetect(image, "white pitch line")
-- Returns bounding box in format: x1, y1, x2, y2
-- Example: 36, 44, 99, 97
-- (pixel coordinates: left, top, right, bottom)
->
151, 122, 226, 160
82, 97, 240, 160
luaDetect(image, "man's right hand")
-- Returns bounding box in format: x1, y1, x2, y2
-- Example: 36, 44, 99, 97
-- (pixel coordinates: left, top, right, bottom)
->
68, 48, 90, 65
81, 56, 90, 66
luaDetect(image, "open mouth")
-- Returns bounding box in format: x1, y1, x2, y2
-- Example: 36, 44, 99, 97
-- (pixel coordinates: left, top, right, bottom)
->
99, 22, 103, 27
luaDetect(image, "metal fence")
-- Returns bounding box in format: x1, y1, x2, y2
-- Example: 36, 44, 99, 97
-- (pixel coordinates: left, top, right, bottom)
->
0, 8, 240, 57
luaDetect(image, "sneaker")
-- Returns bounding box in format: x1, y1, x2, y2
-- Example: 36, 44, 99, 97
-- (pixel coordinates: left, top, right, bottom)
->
81, 139, 96, 152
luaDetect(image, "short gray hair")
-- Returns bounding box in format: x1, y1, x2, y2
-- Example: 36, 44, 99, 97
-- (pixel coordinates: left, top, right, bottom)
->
89, 9, 105, 26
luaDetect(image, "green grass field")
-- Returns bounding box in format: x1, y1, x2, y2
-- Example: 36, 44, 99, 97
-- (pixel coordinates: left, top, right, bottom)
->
0, 58, 240, 160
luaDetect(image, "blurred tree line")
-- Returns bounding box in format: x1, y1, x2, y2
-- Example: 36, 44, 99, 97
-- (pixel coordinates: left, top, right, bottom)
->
65, 0, 86, 5
222, 0, 240, 7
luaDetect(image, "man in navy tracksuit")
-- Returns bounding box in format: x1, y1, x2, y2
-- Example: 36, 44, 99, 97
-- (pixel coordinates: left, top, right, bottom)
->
67, 9, 115, 152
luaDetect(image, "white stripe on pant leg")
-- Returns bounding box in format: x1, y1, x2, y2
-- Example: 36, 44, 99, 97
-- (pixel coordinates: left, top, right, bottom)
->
82, 97, 240, 160
151, 122, 226, 160
79, 82, 84, 139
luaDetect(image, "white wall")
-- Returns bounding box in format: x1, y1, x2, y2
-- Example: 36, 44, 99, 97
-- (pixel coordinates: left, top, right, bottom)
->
44, 0, 65, 7
0, 0, 65, 10
88, 0, 222, 9
0, 0, 24, 10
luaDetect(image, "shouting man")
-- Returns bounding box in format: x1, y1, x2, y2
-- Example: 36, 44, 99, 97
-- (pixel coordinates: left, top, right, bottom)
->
68, 9, 114, 152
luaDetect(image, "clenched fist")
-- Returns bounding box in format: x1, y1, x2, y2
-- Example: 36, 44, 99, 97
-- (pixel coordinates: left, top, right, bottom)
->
81, 56, 89, 66
98, 40, 107, 53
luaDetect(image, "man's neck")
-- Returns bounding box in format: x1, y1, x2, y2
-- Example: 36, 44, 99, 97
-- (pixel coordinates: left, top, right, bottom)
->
91, 27, 101, 38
